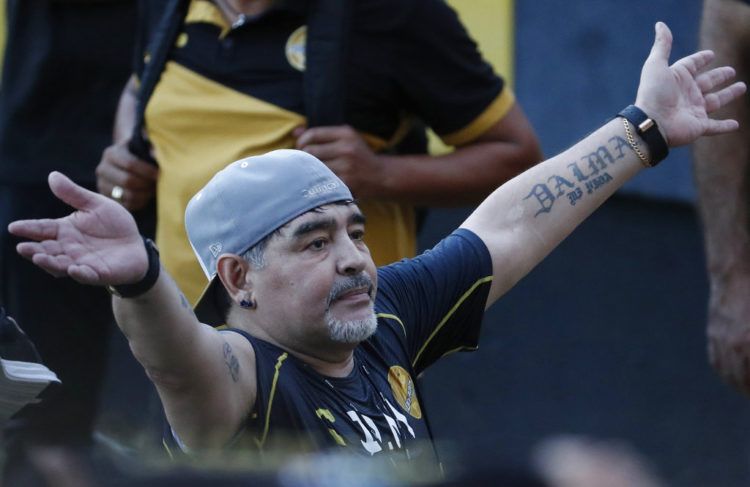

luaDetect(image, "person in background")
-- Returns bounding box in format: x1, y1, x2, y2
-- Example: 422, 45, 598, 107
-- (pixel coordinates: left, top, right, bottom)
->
692, 0, 750, 394
94, 0, 543, 305
0, 1, 140, 484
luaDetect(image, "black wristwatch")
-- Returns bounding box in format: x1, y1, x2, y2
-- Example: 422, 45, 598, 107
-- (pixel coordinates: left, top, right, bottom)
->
106, 237, 160, 298
617, 105, 669, 166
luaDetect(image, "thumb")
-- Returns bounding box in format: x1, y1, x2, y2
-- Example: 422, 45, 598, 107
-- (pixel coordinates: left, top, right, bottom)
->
647, 22, 673, 65
48, 172, 101, 212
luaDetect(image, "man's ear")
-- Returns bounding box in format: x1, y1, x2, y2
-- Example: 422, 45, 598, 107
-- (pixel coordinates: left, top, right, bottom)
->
216, 254, 253, 305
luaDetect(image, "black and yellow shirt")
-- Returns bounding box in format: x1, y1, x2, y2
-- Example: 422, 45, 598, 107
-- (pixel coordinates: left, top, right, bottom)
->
165, 229, 493, 466
140, 0, 513, 303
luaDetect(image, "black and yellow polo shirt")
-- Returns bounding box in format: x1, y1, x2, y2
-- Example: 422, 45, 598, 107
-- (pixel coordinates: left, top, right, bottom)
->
142, 0, 514, 303
164, 229, 492, 465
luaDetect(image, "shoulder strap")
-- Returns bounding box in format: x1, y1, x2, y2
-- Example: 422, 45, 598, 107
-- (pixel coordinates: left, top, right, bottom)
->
128, 0, 189, 163
304, 0, 351, 127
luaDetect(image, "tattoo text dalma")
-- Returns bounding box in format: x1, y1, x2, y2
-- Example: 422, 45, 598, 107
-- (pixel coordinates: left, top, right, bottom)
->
524, 135, 630, 217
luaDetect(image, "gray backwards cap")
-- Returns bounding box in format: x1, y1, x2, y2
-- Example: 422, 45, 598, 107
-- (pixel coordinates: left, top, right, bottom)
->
186, 149, 353, 326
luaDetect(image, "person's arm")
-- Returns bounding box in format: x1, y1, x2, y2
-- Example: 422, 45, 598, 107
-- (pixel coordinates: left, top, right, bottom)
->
95, 75, 159, 211
8, 173, 255, 449
692, 0, 750, 393
461, 22, 745, 307
295, 0, 541, 206
294, 102, 542, 206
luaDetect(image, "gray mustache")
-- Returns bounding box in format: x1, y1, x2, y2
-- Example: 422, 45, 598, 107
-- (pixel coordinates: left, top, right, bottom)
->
326, 273, 373, 307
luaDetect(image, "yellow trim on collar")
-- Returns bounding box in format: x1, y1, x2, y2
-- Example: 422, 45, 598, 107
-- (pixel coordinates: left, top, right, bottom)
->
376, 313, 407, 338
186, 0, 231, 36
441, 89, 516, 147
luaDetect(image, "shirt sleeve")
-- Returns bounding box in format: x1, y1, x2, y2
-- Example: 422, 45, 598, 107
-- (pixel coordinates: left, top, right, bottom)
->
375, 229, 493, 375
393, 0, 515, 146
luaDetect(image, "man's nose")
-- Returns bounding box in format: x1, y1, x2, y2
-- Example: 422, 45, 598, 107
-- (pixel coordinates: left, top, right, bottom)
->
336, 237, 367, 275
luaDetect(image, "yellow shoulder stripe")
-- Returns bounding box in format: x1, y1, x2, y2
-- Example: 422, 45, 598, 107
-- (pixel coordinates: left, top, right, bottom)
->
412, 275, 493, 368
256, 352, 289, 449
441, 89, 516, 146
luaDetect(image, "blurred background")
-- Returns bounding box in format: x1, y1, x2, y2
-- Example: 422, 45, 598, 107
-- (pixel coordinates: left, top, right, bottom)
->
2, 1, 749, 486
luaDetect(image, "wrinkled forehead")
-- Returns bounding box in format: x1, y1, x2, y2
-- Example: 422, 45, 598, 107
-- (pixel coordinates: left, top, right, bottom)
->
279, 201, 364, 235
252, 201, 362, 250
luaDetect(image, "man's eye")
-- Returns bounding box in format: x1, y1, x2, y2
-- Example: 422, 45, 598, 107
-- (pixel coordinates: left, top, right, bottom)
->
308, 238, 327, 250
350, 230, 365, 241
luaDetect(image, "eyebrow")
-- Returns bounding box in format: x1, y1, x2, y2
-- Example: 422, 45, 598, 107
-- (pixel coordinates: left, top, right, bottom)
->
291, 218, 336, 239
350, 211, 366, 226
290, 210, 367, 239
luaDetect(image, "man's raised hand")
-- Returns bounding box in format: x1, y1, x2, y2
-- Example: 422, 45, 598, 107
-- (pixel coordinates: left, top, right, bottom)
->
635, 22, 746, 147
8, 172, 148, 286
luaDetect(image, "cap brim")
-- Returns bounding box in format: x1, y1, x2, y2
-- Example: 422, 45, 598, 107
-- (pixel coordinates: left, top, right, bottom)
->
193, 276, 229, 327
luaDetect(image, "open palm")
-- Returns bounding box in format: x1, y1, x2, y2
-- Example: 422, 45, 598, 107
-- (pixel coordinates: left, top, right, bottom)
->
8, 172, 148, 286
635, 22, 746, 147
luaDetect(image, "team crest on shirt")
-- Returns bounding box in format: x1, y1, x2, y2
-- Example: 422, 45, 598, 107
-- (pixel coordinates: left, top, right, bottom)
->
285, 26, 307, 71
387, 366, 422, 419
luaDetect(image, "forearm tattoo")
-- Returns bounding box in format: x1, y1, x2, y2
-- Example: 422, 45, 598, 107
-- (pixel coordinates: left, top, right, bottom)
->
524, 135, 630, 216
223, 341, 240, 382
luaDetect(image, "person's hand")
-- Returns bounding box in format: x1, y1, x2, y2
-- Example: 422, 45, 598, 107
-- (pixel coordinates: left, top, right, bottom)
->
96, 140, 159, 211
635, 22, 746, 147
707, 272, 750, 394
533, 435, 664, 487
294, 125, 385, 198
8, 172, 147, 286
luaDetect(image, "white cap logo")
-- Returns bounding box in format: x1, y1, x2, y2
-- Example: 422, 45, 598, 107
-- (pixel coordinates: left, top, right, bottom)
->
302, 180, 340, 198
209, 243, 223, 258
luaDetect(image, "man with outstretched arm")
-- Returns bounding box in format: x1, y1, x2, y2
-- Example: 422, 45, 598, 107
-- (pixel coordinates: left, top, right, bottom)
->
8, 23, 746, 466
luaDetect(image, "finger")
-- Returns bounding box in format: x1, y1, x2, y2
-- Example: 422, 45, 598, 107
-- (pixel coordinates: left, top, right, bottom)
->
31, 253, 75, 278
702, 118, 740, 136
48, 172, 102, 212
103, 146, 159, 180
119, 157, 159, 181
20, 239, 71, 261
291, 125, 307, 138
16, 241, 48, 259
118, 188, 155, 211
696, 66, 736, 94
300, 142, 347, 162
647, 21, 673, 65
704, 81, 747, 113
97, 160, 157, 191
324, 157, 357, 187
296, 125, 352, 148
68, 264, 100, 285
8, 219, 59, 241
672, 50, 715, 77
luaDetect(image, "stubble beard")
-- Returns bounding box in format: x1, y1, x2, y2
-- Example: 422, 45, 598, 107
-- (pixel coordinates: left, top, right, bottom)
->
324, 273, 378, 343
324, 306, 378, 344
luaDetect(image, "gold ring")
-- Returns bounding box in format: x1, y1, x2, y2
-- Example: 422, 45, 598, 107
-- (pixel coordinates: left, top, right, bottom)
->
111, 185, 124, 201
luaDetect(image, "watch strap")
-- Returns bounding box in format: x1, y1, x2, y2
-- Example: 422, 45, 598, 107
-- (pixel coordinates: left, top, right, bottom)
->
617, 105, 669, 166
107, 237, 160, 298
